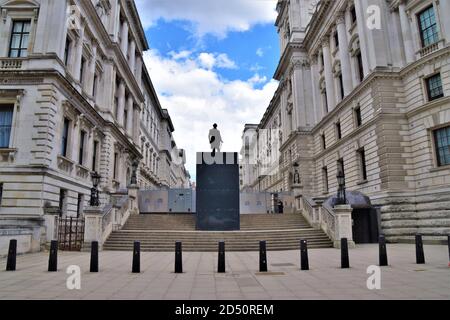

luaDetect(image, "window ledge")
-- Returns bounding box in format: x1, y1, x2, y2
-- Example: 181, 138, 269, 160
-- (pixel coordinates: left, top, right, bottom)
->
429, 165, 450, 173
0, 148, 17, 163
357, 180, 368, 186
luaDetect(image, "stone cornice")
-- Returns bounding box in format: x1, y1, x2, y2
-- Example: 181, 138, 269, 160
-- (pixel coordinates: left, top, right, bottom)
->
125, 0, 149, 51
274, 42, 305, 80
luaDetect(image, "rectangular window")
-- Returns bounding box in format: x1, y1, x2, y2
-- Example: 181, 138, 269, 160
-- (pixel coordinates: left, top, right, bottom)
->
92, 141, 99, 171
61, 118, 70, 157
80, 57, 86, 84
338, 73, 345, 100
113, 152, 118, 179
357, 52, 364, 82
79, 130, 86, 165
59, 189, 67, 217
336, 121, 342, 140
114, 97, 119, 119
64, 38, 71, 66
0, 183, 3, 206
322, 90, 328, 113
321, 134, 326, 150
0, 105, 14, 149
9, 20, 31, 58
426, 74, 444, 101
418, 6, 439, 47
76, 194, 84, 218
337, 158, 345, 181
354, 106, 362, 128
434, 126, 450, 167
322, 167, 329, 193
350, 6, 357, 25
358, 148, 368, 181
93, 74, 98, 99
334, 31, 339, 49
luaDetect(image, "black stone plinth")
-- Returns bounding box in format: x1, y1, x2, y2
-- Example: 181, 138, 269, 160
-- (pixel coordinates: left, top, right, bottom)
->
196, 152, 240, 231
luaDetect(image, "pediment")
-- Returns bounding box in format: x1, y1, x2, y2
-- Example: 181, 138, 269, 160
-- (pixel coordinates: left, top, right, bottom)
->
1, 0, 39, 9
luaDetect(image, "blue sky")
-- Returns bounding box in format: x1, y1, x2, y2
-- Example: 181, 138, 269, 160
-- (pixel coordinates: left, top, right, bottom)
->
136, 0, 280, 181
146, 20, 280, 87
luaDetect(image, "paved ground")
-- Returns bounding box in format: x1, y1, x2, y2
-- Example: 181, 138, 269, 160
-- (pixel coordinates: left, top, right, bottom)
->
0, 244, 449, 300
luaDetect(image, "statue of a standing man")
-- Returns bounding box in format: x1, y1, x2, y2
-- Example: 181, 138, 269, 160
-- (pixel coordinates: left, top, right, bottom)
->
209, 124, 223, 156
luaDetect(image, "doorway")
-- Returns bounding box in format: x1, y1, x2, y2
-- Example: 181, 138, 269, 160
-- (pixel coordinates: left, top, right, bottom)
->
352, 208, 379, 244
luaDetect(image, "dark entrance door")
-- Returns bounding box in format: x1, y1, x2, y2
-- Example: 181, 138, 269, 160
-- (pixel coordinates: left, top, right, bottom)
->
352, 208, 379, 244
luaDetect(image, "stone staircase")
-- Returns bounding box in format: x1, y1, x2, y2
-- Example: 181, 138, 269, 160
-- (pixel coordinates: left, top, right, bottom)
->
103, 213, 333, 252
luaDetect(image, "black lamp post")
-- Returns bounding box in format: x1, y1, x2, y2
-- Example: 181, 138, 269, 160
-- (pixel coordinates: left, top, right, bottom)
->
336, 169, 346, 205
90, 171, 101, 207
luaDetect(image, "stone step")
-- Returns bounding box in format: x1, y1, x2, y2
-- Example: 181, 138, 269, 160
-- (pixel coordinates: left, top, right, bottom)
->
105, 213, 332, 252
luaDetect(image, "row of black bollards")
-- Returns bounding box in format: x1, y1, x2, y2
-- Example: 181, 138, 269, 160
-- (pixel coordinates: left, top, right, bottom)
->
4, 234, 449, 272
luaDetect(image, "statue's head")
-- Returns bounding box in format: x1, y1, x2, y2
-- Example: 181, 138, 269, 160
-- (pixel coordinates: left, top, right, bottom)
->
213, 123, 218, 129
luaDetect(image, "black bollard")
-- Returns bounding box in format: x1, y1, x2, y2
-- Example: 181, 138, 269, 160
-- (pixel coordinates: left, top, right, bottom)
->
259, 241, 268, 272
132, 241, 140, 273
218, 241, 226, 273
379, 235, 388, 267
341, 238, 350, 269
175, 241, 183, 273
6, 239, 17, 271
48, 240, 58, 272
415, 234, 425, 264
300, 240, 309, 271
90, 241, 99, 273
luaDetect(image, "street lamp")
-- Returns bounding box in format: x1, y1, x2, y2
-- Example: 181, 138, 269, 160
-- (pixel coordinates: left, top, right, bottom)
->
90, 171, 101, 207
336, 169, 346, 205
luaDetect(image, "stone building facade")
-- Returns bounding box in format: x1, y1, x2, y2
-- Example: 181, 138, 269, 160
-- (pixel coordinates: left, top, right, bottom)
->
0, 0, 189, 254
241, 0, 450, 242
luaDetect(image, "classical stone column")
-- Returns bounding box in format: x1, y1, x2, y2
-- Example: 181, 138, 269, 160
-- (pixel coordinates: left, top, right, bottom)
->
120, 21, 129, 57
133, 106, 141, 143
117, 81, 126, 125
126, 96, 134, 136
336, 14, 353, 96
279, 81, 289, 144
88, 45, 97, 97
439, 0, 450, 46
128, 40, 136, 73
354, 0, 371, 77
310, 54, 322, 124
322, 37, 336, 111
135, 56, 143, 87
73, 24, 85, 82
398, 1, 415, 63
291, 59, 314, 129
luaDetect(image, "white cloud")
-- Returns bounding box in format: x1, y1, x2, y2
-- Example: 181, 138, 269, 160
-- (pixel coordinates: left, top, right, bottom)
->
135, 0, 277, 38
169, 50, 192, 60
215, 53, 237, 69
248, 74, 268, 85
143, 49, 278, 180
256, 48, 264, 57
198, 52, 237, 70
